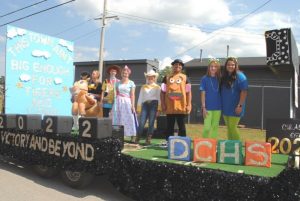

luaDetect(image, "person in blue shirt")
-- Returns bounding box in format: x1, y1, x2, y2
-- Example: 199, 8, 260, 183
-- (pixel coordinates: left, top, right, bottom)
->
221, 57, 248, 140
199, 58, 222, 139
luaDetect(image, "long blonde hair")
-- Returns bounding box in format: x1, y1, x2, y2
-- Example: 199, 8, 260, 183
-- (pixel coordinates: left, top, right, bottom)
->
206, 59, 221, 80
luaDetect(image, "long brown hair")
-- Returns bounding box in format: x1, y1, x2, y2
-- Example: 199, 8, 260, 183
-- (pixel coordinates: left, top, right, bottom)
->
221, 57, 239, 88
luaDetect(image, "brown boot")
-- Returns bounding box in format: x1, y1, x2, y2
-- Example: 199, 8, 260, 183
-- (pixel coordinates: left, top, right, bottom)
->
145, 135, 152, 145
130, 136, 136, 143
135, 136, 140, 144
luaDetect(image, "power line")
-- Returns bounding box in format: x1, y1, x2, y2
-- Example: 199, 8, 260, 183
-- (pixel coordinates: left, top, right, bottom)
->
0, 0, 48, 18
171, 0, 273, 59
72, 27, 100, 41
108, 11, 263, 38
107, 10, 262, 38
229, 0, 273, 27
0, 0, 76, 28
53, 15, 100, 36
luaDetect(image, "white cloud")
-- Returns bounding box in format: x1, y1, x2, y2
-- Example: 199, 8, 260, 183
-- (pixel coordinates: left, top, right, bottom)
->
159, 55, 193, 70
32, 50, 51, 59
19, 74, 31, 82
7, 27, 26, 39
165, 11, 299, 58
59, 0, 300, 60
74, 45, 109, 62
240, 11, 293, 33
59, 39, 74, 52
61, 0, 232, 26
159, 57, 173, 69
181, 55, 193, 63
54, 77, 63, 85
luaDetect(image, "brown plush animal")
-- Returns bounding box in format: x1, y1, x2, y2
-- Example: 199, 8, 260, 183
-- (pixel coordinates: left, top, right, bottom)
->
71, 79, 103, 118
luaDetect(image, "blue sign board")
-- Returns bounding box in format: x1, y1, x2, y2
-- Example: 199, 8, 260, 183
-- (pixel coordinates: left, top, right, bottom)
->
5, 25, 74, 115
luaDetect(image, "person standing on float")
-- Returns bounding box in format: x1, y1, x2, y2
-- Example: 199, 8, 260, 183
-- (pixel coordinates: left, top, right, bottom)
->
221, 57, 248, 140
112, 65, 137, 142
161, 59, 192, 142
136, 69, 161, 145
199, 58, 222, 139
101, 65, 121, 117
88, 70, 103, 117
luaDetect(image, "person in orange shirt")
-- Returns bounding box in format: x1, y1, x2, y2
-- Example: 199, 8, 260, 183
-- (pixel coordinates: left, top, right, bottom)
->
160, 59, 192, 142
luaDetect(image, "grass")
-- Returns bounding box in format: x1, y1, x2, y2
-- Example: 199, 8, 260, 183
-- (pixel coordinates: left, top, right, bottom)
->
186, 124, 266, 142
123, 124, 288, 177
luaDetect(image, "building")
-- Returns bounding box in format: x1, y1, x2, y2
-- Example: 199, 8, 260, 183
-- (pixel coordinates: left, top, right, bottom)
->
74, 59, 159, 85
184, 56, 300, 129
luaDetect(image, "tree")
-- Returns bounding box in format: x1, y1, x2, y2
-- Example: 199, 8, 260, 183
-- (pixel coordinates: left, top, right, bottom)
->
157, 66, 172, 83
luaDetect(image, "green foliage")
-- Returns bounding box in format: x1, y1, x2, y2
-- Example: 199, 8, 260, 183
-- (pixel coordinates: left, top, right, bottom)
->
157, 66, 172, 83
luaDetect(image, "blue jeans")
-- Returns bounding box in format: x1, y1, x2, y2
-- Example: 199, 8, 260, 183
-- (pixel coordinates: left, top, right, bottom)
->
137, 100, 158, 137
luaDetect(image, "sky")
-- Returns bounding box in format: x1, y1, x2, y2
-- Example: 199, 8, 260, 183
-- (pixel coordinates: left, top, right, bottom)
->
0, 0, 300, 76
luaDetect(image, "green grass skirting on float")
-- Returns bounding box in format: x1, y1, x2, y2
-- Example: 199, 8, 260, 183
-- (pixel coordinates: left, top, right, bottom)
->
123, 138, 288, 178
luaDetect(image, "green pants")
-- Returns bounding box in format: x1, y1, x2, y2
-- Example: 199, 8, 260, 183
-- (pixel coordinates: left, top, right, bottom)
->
223, 115, 241, 140
203, 110, 221, 139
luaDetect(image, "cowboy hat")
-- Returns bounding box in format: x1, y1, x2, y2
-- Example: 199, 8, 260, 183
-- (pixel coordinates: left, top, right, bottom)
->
144, 69, 158, 78
106, 65, 121, 75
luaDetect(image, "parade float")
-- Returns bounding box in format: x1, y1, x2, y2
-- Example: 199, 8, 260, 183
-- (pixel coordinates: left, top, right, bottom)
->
0, 26, 299, 200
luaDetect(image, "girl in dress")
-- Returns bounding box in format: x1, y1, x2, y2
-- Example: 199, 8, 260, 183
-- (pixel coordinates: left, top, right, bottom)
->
112, 65, 137, 141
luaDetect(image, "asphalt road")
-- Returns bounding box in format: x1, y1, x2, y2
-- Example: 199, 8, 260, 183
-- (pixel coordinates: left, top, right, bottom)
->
0, 156, 134, 201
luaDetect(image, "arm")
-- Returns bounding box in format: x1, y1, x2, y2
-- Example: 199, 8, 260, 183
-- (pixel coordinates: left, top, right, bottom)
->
186, 90, 192, 114
160, 76, 167, 113
200, 91, 208, 118
131, 87, 136, 113
186, 79, 192, 114
235, 90, 247, 115
160, 90, 166, 113
157, 86, 162, 114
136, 86, 144, 114
100, 81, 106, 104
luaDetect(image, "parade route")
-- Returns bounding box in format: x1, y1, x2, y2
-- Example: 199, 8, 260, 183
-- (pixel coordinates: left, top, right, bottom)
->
0, 156, 133, 201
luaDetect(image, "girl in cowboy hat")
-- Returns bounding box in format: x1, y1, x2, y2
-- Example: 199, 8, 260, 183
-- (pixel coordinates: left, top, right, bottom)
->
136, 69, 161, 145
101, 65, 121, 117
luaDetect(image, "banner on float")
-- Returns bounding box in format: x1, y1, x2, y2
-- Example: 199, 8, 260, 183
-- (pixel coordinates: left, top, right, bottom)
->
5, 25, 74, 115
266, 118, 300, 154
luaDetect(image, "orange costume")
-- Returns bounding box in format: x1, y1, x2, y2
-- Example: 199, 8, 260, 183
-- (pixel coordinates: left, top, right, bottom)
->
163, 73, 189, 114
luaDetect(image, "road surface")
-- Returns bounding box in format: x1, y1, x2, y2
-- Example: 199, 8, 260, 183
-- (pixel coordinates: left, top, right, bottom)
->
0, 156, 133, 201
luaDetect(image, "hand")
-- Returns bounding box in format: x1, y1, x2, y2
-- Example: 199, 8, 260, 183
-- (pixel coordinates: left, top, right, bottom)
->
202, 108, 208, 118
131, 106, 136, 113
161, 104, 166, 113
156, 111, 160, 117
186, 105, 191, 114
235, 106, 242, 115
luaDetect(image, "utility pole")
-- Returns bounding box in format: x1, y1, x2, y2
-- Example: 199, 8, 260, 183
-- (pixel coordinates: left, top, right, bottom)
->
96, 0, 118, 82
226, 45, 229, 57
98, 0, 107, 82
